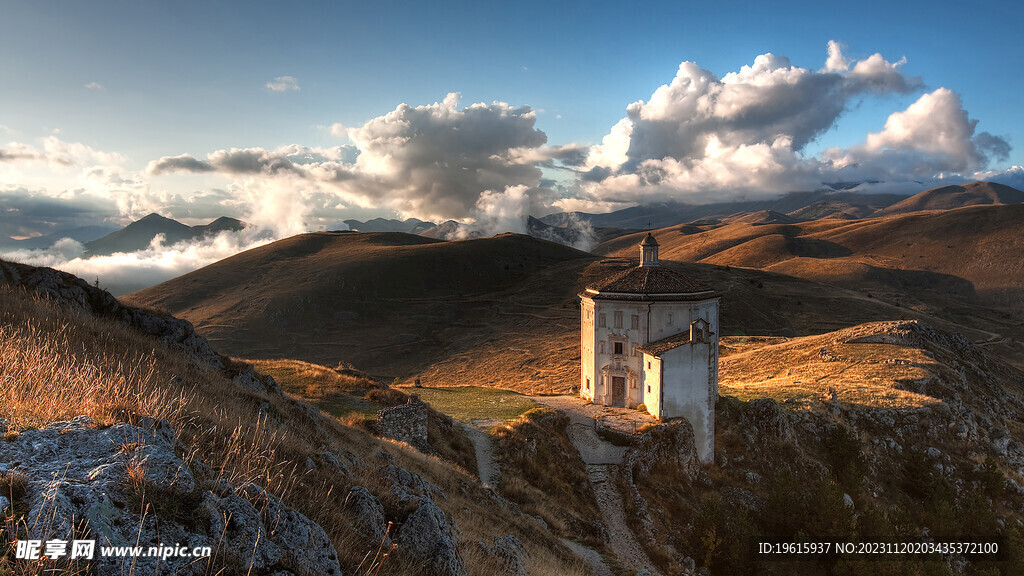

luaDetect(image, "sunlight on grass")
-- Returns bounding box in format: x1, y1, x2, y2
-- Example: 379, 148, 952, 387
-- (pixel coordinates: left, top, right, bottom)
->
397, 386, 537, 422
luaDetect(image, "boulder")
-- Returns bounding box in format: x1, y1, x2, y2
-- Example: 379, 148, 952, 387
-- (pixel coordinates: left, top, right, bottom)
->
0, 417, 341, 576
345, 486, 391, 546
477, 535, 528, 576
396, 500, 466, 576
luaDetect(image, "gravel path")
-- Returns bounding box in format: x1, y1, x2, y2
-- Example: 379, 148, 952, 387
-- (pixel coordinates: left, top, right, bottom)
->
531, 395, 664, 576
465, 422, 499, 488
562, 539, 614, 576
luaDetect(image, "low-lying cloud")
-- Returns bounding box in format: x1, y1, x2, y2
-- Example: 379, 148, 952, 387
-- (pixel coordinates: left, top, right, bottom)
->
3, 229, 276, 296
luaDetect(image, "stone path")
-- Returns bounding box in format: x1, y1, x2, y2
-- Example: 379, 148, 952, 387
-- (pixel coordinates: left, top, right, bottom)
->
531, 395, 664, 576
464, 422, 499, 488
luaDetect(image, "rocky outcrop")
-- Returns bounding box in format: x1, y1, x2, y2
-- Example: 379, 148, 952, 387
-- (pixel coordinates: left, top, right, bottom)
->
622, 420, 701, 482
0, 260, 222, 369
375, 462, 465, 576
0, 416, 341, 576
739, 398, 796, 444
476, 535, 528, 576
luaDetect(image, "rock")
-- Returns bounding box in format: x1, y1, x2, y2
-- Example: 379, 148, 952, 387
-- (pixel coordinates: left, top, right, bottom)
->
0, 496, 9, 515
397, 500, 466, 576
477, 535, 528, 576
0, 418, 8, 436
636, 570, 654, 576
0, 417, 342, 576
740, 398, 795, 444
231, 363, 284, 396
926, 447, 942, 459
376, 463, 445, 506
208, 483, 341, 576
623, 420, 701, 482
345, 486, 391, 546
745, 471, 761, 484
843, 493, 855, 509
0, 260, 223, 370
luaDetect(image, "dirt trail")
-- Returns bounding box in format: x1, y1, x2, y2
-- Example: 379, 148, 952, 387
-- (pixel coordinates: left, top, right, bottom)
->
465, 421, 499, 488
532, 395, 664, 576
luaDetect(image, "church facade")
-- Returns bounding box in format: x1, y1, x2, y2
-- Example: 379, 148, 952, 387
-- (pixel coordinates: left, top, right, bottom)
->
580, 233, 719, 463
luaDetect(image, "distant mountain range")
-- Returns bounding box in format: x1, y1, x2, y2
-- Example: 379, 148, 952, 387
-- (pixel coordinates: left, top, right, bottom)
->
83, 214, 245, 257
340, 218, 435, 234
0, 225, 119, 251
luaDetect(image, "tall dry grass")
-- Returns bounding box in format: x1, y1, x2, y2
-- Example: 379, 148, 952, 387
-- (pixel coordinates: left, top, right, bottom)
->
0, 285, 593, 576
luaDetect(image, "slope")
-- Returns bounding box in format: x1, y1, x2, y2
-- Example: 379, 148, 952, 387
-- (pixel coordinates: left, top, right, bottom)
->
0, 260, 590, 576
875, 181, 1024, 216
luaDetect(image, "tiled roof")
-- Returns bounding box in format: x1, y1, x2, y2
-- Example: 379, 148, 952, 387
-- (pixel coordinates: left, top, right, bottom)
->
588, 265, 712, 296
638, 331, 693, 356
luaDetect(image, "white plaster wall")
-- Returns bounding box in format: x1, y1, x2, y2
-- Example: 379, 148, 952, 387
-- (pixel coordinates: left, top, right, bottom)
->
642, 354, 661, 415
580, 298, 596, 402
660, 342, 715, 463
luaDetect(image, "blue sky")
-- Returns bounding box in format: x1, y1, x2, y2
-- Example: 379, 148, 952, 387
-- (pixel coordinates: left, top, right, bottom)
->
2, 0, 1023, 240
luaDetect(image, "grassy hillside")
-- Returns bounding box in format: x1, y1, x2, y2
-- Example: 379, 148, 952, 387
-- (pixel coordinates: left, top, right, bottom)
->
596, 204, 1024, 370
0, 282, 589, 576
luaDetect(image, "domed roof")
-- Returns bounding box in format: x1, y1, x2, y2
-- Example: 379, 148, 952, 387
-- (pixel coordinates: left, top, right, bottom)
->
584, 265, 714, 301
640, 233, 659, 246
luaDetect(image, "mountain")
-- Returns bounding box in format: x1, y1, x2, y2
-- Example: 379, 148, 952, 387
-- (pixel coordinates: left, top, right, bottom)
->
875, 180, 1024, 216
540, 190, 909, 230
0, 224, 119, 250
343, 217, 435, 234
83, 213, 246, 256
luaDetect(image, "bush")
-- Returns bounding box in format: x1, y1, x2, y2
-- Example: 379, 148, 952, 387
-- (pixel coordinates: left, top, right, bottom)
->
637, 403, 647, 412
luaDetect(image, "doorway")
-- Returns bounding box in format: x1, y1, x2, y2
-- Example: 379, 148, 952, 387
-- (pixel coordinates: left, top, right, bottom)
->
612, 376, 625, 407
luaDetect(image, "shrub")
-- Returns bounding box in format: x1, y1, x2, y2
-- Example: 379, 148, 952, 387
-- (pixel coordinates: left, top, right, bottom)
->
636, 403, 647, 412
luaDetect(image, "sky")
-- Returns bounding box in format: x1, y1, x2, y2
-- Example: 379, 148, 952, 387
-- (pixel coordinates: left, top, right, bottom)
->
2, 0, 1023, 289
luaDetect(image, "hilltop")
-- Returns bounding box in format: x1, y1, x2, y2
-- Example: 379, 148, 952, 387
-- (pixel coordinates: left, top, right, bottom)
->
125, 229, 1006, 395
876, 181, 1024, 216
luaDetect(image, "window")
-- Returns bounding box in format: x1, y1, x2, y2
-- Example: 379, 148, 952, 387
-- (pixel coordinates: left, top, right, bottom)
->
631, 315, 639, 330
613, 342, 624, 355
586, 377, 590, 390
667, 313, 674, 325
647, 384, 651, 393
647, 361, 651, 369
614, 311, 623, 329
598, 314, 606, 328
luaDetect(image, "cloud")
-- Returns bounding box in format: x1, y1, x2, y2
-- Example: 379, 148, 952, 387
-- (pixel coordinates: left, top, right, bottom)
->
265, 76, 300, 92
825, 88, 1011, 179
576, 41, 1008, 207
85, 82, 104, 90
0, 187, 118, 239
147, 94, 574, 222
2, 229, 276, 296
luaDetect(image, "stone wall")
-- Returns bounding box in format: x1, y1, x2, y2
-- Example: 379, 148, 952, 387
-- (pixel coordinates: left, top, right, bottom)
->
376, 398, 429, 451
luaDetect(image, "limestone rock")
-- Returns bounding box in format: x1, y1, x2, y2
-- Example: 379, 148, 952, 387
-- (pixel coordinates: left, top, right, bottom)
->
345, 486, 391, 546
622, 420, 701, 482
740, 398, 795, 444
477, 535, 528, 576
0, 417, 342, 576
0, 260, 223, 370
376, 463, 445, 506
396, 500, 466, 576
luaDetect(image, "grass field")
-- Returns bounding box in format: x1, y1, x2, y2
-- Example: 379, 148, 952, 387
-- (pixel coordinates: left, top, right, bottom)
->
397, 386, 538, 422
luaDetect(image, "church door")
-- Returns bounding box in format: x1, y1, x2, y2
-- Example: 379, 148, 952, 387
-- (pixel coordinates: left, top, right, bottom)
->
611, 377, 626, 407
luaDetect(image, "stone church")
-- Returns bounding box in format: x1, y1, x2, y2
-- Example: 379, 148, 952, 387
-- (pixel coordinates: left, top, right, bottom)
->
580, 233, 719, 463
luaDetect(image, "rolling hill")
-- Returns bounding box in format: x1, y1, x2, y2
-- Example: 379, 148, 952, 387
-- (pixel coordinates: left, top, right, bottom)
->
125, 230, 1000, 393
876, 181, 1024, 216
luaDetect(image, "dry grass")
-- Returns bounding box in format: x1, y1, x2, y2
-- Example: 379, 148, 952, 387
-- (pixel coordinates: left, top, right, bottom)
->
0, 284, 589, 575
719, 334, 944, 409
492, 407, 605, 545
